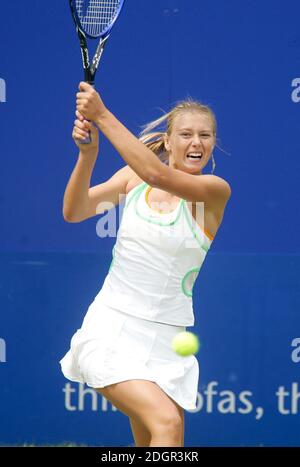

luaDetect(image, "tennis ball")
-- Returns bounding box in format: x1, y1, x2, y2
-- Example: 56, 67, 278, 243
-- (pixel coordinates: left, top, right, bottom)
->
172, 331, 200, 357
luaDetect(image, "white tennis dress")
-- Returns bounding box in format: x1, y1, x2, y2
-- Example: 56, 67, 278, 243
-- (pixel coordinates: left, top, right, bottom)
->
60, 182, 214, 411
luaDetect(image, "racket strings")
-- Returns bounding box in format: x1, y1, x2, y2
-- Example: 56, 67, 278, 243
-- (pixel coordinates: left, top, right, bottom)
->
75, 0, 121, 37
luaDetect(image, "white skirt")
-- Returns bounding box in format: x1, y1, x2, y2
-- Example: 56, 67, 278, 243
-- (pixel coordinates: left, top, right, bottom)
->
59, 298, 199, 411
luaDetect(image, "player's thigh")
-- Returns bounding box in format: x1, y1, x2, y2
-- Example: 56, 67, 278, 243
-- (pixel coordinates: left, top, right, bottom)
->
96, 379, 183, 433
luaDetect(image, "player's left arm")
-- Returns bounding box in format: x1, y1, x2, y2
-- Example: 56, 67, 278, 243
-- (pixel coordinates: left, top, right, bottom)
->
77, 83, 231, 205
77, 83, 162, 184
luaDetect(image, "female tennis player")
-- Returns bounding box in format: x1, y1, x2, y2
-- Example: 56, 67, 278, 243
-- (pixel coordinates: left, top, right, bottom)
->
60, 82, 231, 447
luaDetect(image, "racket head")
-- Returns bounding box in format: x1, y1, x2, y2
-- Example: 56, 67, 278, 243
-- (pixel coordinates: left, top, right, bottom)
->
70, 0, 125, 39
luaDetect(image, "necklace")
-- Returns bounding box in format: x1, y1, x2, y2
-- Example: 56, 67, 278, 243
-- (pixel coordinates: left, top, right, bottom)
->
145, 186, 164, 212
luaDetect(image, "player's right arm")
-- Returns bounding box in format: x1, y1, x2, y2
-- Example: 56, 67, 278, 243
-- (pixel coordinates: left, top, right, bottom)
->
63, 112, 134, 223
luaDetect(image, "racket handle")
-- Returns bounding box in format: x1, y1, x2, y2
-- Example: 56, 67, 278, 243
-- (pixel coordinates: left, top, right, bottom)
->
78, 80, 94, 144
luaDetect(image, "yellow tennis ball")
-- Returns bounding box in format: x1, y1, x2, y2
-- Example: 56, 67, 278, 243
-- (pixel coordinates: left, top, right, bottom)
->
172, 331, 200, 357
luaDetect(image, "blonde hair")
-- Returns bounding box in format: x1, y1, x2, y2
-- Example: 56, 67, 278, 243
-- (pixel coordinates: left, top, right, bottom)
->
138, 98, 217, 165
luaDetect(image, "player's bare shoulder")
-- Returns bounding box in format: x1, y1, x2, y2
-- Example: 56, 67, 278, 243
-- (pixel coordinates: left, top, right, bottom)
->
200, 174, 231, 200
203, 175, 231, 235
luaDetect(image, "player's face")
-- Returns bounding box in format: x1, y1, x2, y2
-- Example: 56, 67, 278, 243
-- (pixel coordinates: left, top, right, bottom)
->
165, 112, 215, 174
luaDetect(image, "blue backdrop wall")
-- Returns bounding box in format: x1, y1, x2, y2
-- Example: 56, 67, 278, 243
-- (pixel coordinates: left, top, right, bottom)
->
0, 0, 299, 446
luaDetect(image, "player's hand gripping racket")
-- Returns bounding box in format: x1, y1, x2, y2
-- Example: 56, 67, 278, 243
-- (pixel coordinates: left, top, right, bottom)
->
69, 0, 125, 143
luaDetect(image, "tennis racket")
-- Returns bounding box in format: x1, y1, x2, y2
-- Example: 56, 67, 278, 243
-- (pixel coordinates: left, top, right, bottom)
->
69, 0, 126, 143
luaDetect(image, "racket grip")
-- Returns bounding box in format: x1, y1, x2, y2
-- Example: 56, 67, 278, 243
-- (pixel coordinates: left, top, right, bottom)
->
76, 80, 94, 144
79, 81, 94, 144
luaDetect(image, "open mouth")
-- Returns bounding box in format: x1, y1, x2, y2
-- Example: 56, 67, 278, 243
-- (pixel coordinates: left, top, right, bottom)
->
186, 152, 203, 160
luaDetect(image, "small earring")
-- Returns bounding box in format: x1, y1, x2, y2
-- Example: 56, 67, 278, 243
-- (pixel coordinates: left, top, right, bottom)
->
211, 154, 216, 174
